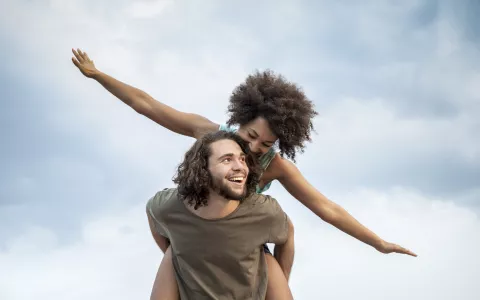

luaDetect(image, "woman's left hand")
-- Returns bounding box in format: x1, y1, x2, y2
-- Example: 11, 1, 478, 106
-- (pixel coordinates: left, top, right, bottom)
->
376, 240, 417, 257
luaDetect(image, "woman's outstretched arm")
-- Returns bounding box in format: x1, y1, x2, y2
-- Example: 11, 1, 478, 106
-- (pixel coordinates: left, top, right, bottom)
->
271, 155, 417, 257
71, 48, 218, 139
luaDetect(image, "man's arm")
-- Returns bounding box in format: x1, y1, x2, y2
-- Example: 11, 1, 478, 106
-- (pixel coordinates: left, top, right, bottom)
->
265, 195, 295, 281
273, 217, 295, 281
146, 189, 176, 253
146, 208, 170, 253
71, 48, 219, 139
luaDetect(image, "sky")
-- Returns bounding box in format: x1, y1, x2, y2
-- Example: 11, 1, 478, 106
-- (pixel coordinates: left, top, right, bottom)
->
0, 0, 479, 299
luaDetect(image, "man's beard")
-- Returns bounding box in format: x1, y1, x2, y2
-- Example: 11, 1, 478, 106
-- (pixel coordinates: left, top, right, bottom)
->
211, 176, 248, 201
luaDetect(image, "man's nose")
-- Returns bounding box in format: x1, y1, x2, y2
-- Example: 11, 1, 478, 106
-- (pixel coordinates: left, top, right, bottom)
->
231, 158, 245, 170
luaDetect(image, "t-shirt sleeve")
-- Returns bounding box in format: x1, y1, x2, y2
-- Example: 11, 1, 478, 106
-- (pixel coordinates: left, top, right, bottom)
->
265, 196, 289, 244
146, 188, 174, 238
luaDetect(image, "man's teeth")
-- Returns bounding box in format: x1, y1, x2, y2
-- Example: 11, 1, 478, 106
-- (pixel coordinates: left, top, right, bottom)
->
229, 177, 244, 182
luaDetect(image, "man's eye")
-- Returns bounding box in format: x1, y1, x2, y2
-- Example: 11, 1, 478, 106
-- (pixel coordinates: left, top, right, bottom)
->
223, 158, 231, 163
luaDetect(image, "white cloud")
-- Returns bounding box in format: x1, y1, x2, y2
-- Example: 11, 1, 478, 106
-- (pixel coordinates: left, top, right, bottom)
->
310, 96, 479, 167
0, 203, 158, 300
125, 0, 173, 19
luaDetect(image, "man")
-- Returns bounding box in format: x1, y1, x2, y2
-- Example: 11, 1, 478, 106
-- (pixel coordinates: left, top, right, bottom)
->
146, 131, 294, 300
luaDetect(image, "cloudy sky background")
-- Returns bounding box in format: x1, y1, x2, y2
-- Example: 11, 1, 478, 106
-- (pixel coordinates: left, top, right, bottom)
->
1, 0, 479, 299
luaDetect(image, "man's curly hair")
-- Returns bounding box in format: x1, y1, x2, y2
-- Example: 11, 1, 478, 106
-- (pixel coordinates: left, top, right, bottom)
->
172, 131, 261, 210
227, 70, 318, 162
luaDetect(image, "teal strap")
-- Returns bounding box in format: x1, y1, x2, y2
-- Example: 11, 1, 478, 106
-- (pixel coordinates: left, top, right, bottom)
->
256, 181, 272, 194
219, 124, 237, 133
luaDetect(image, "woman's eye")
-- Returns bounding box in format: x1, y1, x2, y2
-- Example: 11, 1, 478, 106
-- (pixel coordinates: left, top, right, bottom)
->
248, 134, 256, 139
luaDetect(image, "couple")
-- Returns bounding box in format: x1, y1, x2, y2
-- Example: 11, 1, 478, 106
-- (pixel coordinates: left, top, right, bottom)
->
72, 48, 417, 299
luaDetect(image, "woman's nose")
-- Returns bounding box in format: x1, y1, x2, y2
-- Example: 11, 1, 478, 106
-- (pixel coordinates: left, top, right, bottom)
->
249, 141, 261, 154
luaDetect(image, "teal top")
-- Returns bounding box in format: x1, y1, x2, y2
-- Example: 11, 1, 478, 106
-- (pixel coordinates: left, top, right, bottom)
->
219, 124, 276, 194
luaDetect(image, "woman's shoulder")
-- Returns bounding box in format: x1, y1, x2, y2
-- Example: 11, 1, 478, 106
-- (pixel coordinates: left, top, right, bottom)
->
265, 153, 298, 180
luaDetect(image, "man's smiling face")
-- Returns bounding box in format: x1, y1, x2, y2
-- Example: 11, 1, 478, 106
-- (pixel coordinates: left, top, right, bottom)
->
208, 139, 250, 200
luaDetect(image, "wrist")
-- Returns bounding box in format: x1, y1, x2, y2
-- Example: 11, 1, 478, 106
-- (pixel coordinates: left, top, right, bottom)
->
90, 70, 103, 80
373, 238, 386, 251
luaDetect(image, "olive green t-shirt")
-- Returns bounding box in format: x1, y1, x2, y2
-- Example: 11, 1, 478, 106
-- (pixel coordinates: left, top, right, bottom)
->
146, 188, 289, 300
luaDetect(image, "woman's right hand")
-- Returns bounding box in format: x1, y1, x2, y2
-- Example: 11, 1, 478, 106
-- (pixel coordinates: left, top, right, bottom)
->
71, 48, 99, 78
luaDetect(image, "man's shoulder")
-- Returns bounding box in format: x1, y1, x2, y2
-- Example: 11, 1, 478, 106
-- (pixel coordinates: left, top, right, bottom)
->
158, 187, 178, 198
243, 193, 280, 213
247, 193, 277, 202
147, 187, 179, 214
154, 187, 179, 201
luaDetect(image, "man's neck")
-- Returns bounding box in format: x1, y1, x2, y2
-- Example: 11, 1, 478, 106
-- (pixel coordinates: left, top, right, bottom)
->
187, 190, 240, 220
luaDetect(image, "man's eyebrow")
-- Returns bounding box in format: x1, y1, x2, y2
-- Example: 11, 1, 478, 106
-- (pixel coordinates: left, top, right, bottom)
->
217, 152, 246, 161
217, 153, 234, 161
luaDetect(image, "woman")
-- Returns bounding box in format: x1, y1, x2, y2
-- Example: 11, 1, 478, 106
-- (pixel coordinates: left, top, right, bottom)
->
71, 49, 416, 299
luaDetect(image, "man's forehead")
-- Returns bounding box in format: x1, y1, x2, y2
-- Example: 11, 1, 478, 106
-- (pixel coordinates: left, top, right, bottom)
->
210, 139, 244, 157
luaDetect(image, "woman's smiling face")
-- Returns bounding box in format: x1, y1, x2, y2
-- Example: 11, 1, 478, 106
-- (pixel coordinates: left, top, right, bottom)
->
237, 116, 278, 157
